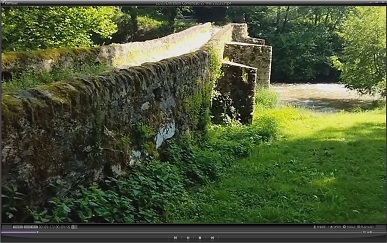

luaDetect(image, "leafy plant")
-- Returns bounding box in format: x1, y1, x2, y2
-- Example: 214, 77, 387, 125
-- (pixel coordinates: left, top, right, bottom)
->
2, 185, 26, 222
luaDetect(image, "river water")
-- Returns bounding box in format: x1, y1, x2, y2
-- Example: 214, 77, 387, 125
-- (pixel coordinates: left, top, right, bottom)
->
271, 83, 383, 112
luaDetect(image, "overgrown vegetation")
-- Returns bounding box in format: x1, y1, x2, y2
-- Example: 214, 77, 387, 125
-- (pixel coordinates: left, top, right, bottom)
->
255, 87, 279, 110
16, 115, 278, 223
1, 6, 385, 224
25, 160, 184, 223
2, 63, 111, 94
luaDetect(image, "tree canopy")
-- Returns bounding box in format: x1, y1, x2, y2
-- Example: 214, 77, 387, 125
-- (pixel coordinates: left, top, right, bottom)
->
2, 6, 385, 96
332, 6, 386, 96
2, 6, 118, 51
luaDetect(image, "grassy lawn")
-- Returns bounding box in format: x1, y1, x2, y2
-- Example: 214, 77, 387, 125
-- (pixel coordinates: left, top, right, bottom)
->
167, 106, 386, 223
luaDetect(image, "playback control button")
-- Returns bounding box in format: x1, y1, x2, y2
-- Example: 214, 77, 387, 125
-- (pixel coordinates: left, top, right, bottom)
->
171, 235, 218, 241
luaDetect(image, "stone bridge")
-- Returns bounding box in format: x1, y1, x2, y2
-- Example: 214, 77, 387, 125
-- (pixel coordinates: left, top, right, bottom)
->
1, 23, 272, 217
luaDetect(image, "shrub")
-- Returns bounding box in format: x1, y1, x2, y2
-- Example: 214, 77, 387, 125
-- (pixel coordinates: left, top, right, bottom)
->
253, 115, 279, 141
29, 182, 135, 223
161, 138, 223, 187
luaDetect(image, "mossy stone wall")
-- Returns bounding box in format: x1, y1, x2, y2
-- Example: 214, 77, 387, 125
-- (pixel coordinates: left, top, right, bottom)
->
1, 23, 212, 80
210, 23, 272, 124
211, 61, 257, 124
1, 23, 274, 218
1, 24, 234, 216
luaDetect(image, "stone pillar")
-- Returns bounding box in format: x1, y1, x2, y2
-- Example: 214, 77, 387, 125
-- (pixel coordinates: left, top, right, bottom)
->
224, 42, 272, 88
211, 61, 257, 124
231, 23, 265, 45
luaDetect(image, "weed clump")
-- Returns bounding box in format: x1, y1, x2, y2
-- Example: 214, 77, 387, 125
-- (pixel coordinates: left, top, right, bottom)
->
255, 87, 279, 109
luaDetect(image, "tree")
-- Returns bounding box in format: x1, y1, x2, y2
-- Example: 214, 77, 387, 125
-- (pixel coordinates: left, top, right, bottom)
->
192, 7, 228, 24
161, 7, 178, 33
332, 7, 386, 96
237, 6, 352, 82
121, 7, 139, 41
2, 6, 118, 51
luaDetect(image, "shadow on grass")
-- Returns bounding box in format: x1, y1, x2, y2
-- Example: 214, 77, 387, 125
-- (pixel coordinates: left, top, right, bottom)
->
167, 118, 386, 224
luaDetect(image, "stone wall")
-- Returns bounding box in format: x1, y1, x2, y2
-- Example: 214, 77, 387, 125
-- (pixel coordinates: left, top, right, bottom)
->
232, 23, 265, 45
210, 23, 272, 124
224, 42, 272, 88
1, 24, 234, 221
1, 23, 212, 80
1, 23, 272, 220
211, 61, 257, 124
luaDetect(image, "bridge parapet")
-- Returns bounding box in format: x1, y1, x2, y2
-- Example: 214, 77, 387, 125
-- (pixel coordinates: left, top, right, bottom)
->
231, 23, 265, 45
211, 61, 257, 124
211, 23, 272, 125
1, 23, 272, 220
224, 42, 272, 88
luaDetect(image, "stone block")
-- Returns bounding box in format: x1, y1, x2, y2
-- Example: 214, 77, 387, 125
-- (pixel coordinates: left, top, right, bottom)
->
211, 61, 257, 124
224, 42, 272, 88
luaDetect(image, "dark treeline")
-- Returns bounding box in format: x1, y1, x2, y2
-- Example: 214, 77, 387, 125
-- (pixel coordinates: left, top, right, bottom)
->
2, 6, 385, 95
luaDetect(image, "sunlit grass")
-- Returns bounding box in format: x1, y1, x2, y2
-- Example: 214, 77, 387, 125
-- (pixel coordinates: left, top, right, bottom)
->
167, 105, 386, 223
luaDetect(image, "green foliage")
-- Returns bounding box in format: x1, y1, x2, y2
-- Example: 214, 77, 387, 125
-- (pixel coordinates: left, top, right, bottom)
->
2, 6, 118, 51
268, 27, 340, 81
209, 47, 224, 83
30, 182, 135, 223
208, 115, 279, 158
29, 160, 185, 223
138, 16, 165, 32
134, 123, 156, 141
255, 87, 279, 109
130, 123, 159, 158
227, 6, 353, 82
185, 91, 203, 131
2, 63, 110, 94
183, 85, 213, 142
332, 7, 386, 96
174, 20, 197, 32
121, 160, 185, 222
1, 185, 26, 222
254, 115, 279, 141
162, 138, 224, 187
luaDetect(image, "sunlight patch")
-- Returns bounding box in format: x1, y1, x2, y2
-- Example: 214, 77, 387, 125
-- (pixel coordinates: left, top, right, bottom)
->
312, 176, 337, 188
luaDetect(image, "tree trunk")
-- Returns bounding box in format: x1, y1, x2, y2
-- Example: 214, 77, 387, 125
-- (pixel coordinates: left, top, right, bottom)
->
281, 6, 290, 33
129, 7, 138, 41
167, 7, 178, 33
275, 6, 281, 28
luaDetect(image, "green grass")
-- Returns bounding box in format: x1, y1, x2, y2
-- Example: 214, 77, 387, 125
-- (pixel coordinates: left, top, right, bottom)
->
2, 63, 111, 94
255, 87, 279, 110
166, 105, 386, 223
